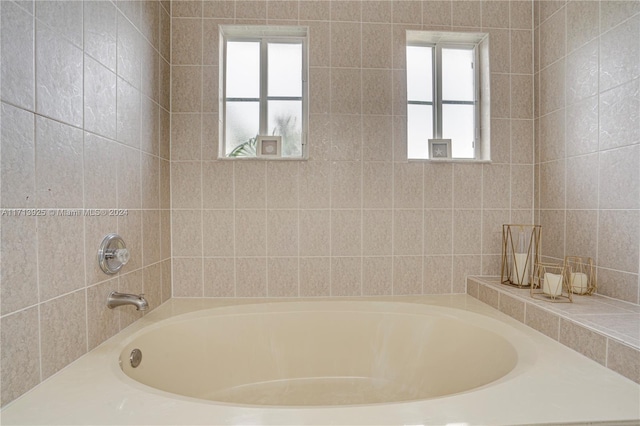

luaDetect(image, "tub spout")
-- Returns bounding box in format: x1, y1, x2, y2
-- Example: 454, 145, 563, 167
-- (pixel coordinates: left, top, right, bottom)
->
107, 291, 148, 311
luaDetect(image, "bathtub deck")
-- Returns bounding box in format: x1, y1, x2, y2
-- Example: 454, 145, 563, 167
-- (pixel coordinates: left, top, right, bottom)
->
1, 294, 639, 426
468, 276, 640, 384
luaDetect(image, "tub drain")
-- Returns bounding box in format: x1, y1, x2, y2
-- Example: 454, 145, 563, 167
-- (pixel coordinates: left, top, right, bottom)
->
130, 349, 142, 368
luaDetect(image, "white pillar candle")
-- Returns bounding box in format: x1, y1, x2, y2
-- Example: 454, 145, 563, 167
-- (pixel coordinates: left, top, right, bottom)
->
543, 272, 563, 296
570, 272, 588, 294
513, 253, 530, 285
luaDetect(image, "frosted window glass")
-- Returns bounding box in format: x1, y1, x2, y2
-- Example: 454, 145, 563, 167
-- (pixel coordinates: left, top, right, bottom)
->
406, 46, 433, 102
407, 104, 433, 159
226, 41, 260, 98
442, 48, 474, 102
225, 101, 260, 155
268, 43, 302, 97
268, 100, 303, 157
442, 104, 475, 158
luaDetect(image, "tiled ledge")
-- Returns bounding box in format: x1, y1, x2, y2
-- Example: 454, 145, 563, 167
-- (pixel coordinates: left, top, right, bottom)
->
467, 276, 640, 385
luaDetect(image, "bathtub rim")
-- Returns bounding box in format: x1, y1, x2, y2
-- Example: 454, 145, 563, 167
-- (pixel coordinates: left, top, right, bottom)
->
113, 299, 538, 408
2, 294, 639, 426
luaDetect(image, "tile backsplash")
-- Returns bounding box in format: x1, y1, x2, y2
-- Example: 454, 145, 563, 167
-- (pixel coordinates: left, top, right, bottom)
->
169, 0, 535, 298
2, 0, 638, 410
0, 0, 171, 406
534, 0, 640, 304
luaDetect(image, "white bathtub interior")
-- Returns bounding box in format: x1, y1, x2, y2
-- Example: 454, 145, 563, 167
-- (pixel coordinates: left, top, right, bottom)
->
119, 302, 520, 406
1, 295, 639, 426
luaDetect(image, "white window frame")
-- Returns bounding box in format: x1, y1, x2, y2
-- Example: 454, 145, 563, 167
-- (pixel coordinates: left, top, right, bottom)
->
406, 31, 490, 161
219, 25, 309, 159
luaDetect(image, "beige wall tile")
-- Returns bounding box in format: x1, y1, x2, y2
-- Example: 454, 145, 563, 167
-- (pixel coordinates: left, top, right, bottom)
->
331, 114, 362, 161
331, 257, 361, 296
331, 209, 362, 256
299, 210, 331, 256
235, 257, 267, 297
393, 256, 423, 295
1, 216, 38, 315
565, 40, 598, 106
599, 79, 640, 152
362, 69, 392, 115
599, 15, 639, 93
362, 209, 392, 256
559, 319, 607, 365
453, 210, 483, 255
565, 96, 598, 157
1, 307, 40, 406
40, 290, 87, 379
598, 210, 639, 273
143, 210, 162, 265
202, 161, 234, 208
172, 257, 203, 297
1, 2, 35, 110
499, 293, 525, 322
235, 210, 266, 256
38, 215, 85, 302
539, 6, 565, 70
453, 255, 481, 294
424, 255, 452, 294
0, 103, 35, 208
362, 256, 392, 295
331, 161, 362, 208
478, 284, 499, 309
394, 162, 423, 209
35, 117, 84, 208
267, 257, 299, 297
362, 24, 392, 69
203, 210, 235, 256
607, 340, 640, 384
424, 163, 453, 208
451, 0, 481, 28
143, 263, 163, 311
171, 162, 202, 209
299, 161, 330, 208
172, 210, 203, 257
394, 209, 423, 255
299, 257, 331, 297
234, 162, 266, 208
172, 18, 202, 65
267, 162, 299, 208
171, 66, 202, 112
267, 210, 299, 256
331, 68, 362, 114
171, 113, 202, 160
525, 304, 560, 340
203, 257, 235, 297
453, 164, 482, 208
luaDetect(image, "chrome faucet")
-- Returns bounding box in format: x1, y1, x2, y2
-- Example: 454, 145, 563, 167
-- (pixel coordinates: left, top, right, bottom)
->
107, 291, 148, 311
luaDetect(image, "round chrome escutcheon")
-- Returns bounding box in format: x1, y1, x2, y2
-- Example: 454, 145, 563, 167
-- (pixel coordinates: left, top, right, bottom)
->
130, 348, 142, 368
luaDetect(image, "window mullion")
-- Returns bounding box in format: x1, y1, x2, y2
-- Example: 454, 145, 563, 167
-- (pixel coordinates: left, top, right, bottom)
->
259, 39, 268, 136
434, 44, 442, 140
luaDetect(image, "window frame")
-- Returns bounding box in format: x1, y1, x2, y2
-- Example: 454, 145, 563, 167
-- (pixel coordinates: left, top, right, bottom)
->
406, 31, 488, 161
219, 26, 309, 160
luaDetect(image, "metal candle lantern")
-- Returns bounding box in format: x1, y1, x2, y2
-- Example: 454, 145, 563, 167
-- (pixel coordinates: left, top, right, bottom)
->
501, 224, 541, 288
564, 256, 596, 295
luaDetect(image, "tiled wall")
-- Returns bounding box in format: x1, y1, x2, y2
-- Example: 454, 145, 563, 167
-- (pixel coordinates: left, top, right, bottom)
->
170, 0, 535, 298
0, 0, 171, 406
533, 1, 640, 304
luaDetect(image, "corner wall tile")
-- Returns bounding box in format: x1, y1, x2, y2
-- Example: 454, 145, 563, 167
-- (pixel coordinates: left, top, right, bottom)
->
1, 2, 35, 110
1, 307, 40, 406
40, 290, 87, 379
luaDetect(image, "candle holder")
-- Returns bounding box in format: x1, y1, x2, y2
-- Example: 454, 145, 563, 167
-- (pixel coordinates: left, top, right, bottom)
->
500, 224, 541, 288
564, 256, 596, 295
531, 262, 572, 303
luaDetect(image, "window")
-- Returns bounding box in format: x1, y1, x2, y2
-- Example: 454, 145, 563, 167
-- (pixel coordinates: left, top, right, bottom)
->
406, 31, 489, 160
220, 26, 308, 159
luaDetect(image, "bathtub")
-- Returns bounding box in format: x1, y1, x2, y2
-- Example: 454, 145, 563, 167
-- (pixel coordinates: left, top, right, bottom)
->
2, 295, 640, 425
